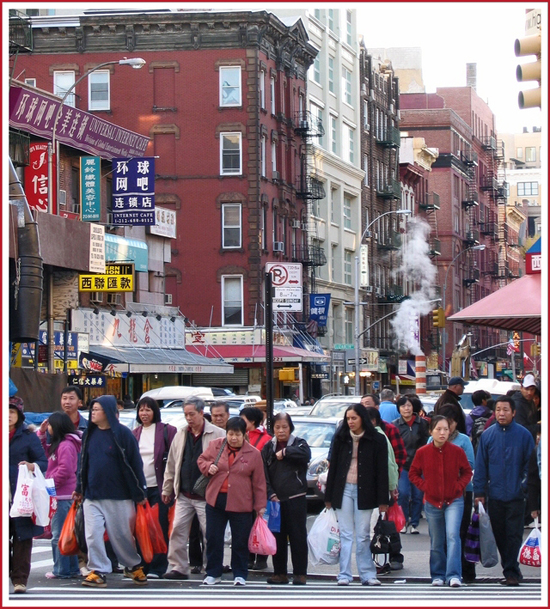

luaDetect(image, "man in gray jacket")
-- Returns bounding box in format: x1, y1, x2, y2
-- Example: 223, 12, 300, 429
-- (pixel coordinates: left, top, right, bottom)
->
162, 396, 224, 579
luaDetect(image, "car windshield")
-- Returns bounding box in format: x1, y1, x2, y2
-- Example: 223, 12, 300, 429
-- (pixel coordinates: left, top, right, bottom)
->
292, 421, 336, 449
310, 401, 355, 418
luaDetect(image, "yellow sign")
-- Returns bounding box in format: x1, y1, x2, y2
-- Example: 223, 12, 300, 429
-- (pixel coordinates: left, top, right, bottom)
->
79, 274, 134, 292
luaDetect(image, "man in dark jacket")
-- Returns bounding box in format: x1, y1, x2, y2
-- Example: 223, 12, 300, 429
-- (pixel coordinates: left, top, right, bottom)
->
74, 395, 148, 588
433, 377, 467, 412
512, 374, 538, 440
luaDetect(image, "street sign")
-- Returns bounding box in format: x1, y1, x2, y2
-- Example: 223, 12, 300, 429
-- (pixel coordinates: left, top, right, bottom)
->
265, 263, 303, 311
334, 344, 354, 350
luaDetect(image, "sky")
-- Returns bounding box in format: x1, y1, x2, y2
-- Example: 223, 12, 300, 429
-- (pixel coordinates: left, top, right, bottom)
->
356, 2, 545, 134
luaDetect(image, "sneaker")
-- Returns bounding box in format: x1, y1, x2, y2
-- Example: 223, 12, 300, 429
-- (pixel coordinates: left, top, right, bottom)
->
400, 525, 408, 534
203, 576, 222, 585
123, 566, 148, 585
449, 577, 462, 588
432, 579, 444, 587
363, 578, 381, 586
163, 570, 189, 580
233, 577, 246, 586
147, 573, 160, 579
337, 578, 351, 585
409, 526, 420, 534
13, 584, 27, 594
82, 571, 107, 588
376, 563, 391, 575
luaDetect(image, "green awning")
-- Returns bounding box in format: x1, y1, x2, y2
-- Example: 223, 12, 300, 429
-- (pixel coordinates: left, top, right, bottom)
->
104, 234, 148, 272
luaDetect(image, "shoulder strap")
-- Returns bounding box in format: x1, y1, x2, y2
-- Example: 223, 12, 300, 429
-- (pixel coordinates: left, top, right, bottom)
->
213, 439, 228, 465
253, 433, 263, 447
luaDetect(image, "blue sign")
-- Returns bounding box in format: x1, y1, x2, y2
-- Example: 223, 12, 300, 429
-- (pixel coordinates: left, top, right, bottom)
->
309, 293, 331, 327
112, 157, 155, 225
81, 157, 101, 222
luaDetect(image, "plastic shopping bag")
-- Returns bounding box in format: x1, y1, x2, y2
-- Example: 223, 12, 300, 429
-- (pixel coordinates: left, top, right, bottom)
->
144, 502, 167, 555
478, 502, 499, 568
464, 511, 481, 563
263, 500, 281, 533
518, 518, 542, 567
74, 501, 87, 553
31, 467, 51, 527
34, 495, 58, 540
248, 515, 277, 555
307, 508, 340, 566
168, 503, 176, 538
59, 501, 80, 555
10, 464, 35, 518
136, 503, 154, 563
386, 502, 406, 533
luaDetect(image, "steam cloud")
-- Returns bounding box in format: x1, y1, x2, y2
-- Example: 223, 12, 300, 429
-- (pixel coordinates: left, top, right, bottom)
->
390, 217, 437, 355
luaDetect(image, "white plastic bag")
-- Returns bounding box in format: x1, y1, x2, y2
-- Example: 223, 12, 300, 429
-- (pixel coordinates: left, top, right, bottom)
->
478, 502, 499, 568
518, 518, 542, 567
32, 467, 51, 527
10, 464, 34, 518
307, 508, 340, 566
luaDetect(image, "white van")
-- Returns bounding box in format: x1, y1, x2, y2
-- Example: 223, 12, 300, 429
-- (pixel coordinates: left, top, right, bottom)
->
139, 386, 214, 407
460, 378, 521, 412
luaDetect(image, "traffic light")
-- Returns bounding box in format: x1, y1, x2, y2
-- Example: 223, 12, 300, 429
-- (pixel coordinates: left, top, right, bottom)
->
432, 307, 445, 328
530, 343, 541, 357
515, 33, 541, 109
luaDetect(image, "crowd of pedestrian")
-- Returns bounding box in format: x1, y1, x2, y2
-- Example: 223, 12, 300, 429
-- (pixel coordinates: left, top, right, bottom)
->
8, 373, 541, 592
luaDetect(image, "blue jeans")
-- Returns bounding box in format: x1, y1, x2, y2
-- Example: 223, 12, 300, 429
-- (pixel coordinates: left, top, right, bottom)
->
398, 469, 424, 527
205, 493, 254, 580
425, 497, 464, 583
51, 499, 79, 578
335, 483, 376, 583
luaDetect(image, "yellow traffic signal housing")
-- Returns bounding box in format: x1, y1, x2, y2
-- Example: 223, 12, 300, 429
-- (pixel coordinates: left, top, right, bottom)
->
515, 33, 541, 109
432, 307, 446, 328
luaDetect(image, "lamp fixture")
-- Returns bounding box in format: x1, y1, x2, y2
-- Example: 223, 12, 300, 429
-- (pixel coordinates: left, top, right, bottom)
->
156, 314, 162, 321
170, 316, 176, 323
109, 308, 117, 316
142, 311, 148, 317
125, 311, 132, 318
92, 308, 99, 315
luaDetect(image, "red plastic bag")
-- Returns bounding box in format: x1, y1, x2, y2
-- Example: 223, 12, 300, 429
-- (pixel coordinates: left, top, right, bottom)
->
386, 503, 406, 533
144, 502, 167, 554
135, 504, 154, 563
58, 501, 79, 556
248, 515, 276, 555
168, 503, 176, 538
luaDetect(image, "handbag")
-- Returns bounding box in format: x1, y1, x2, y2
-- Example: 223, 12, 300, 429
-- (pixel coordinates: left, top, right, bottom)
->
478, 502, 499, 568
370, 514, 402, 564
464, 511, 481, 563
192, 439, 227, 498
264, 500, 281, 533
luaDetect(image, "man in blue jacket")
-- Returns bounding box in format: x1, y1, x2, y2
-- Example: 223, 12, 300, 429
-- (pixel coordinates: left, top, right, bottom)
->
473, 396, 534, 587
73, 395, 148, 588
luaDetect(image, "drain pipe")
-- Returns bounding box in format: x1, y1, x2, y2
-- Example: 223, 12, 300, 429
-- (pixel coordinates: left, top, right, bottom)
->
9, 157, 44, 344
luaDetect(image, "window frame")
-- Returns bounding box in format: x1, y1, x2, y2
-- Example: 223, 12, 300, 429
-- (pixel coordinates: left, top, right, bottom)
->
222, 203, 242, 249
53, 70, 76, 107
342, 67, 352, 106
219, 66, 242, 108
260, 135, 266, 177
328, 56, 335, 94
343, 194, 352, 229
259, 68, 266, 110
270, 76, 276, 114
88, 69, 110, 111
330, 115, 337, 154
220, 132, 242, 176
221, 275, 244, 326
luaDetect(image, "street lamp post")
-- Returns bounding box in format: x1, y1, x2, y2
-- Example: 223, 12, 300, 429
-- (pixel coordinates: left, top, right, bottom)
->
353, 209, 412, 394
440, 244, 486, 372
45, 57, 145, 373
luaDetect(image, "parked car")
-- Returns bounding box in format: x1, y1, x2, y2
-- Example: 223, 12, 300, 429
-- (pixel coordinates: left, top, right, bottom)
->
210, 387, 237, 397
308, 395, 362, 418
139, 386, 214, 407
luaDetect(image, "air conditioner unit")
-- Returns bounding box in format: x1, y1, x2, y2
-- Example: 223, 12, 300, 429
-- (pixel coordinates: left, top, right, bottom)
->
290, 219, 301, 229
301, 222, 308, 231
107, 293, 122, 305
59, 189, 67, 206
272, 170, 280, 181
273, 241, 285, 252
365, 286, 374, 294
375, 288, 382, 297
90, 292, 103, 303
369, 89, 375, 102
165, 293, 173, 305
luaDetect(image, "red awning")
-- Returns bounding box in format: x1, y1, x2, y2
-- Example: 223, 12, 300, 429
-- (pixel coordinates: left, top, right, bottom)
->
186, 344, 329, 364
448, 273, 541, 335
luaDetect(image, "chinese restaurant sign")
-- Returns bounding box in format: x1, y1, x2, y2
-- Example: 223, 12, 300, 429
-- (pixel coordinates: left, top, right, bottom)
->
111, 157, 155, 225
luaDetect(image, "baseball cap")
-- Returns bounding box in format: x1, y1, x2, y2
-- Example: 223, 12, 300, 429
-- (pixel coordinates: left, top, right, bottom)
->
522, 374, 537, 388
448, 377, 469, 388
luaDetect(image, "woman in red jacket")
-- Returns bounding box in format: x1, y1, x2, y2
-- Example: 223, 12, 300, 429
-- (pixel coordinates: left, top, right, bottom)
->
409, 415, 472, 588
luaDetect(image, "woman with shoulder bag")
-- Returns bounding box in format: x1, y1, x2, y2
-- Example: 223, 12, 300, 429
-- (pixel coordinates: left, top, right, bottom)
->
324, 403, 389, 586
409, 415, 472, 587
132, 397, 177, 578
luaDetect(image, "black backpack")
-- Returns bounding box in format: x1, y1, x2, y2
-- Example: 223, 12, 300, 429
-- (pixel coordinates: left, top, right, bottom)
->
471, 415, 489, 452
370, 515, 402, 565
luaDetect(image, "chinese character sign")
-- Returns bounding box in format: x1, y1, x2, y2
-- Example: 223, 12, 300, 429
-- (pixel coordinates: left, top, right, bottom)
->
24, 143, 56, 213
81, 157, 101, 221
111, 157, 155, 225
309, 294, 331, 327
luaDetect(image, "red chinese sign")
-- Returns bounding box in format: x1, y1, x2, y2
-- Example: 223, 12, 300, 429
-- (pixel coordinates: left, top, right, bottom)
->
24, 142, 57, 213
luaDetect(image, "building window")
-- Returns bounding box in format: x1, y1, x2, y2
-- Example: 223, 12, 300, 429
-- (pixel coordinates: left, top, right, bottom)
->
271, 141, 277, 175
328, 57, 335, 94
220, 133, 242, 175
342, 67, 352, 105
270, 76, 276, 114
344, 250, 352, 285
53, 71, 76, 107
222, 276, 243, 326
331, 244, 337, 281
346, 10, 352, 45
331, 188, 337, 223
515, 147, 523, 159
328, 8, 335, 32
260, 135, 266, 177
314, 8, 321, 21
222, 204, 242, 248
220, 66, 241, 107
24, 78, 36, 87
525, 147, 536, 162
273, 208, 278, 242
259, 69, 266, 109
517, 182, 539, 196
330, 115, 337, 154
347, 126, 354, 163
88, 70, 110, 111
312, 56, 321, 84
364, 154, 369, 187
345, 307, 354, 343
343, 194, 352, 229
310, 102, 324, 147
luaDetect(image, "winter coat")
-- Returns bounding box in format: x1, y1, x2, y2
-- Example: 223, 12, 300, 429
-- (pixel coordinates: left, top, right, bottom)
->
262, 434, 311, 501
325, 429, 389, 510
198, 438, 267, 513
473, 419, 534, 502
133, 422, 177, 489
391, 415, 430, 470
247, 426, 272, 451
9, 424, 48, 540
38, 431, 82, 499
409, 441, 472, 508
76, 395, 147, 503
512, 390, 539, 440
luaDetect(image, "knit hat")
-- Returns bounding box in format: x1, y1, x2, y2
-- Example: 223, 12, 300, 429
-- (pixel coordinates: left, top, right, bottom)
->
9, 396, 24, 414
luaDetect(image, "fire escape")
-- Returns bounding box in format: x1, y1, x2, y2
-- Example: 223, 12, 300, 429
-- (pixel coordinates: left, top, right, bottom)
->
459, 148, 481, 288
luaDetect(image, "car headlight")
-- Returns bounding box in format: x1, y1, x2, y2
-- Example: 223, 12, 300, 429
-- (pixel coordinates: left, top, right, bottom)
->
308, 457, 329, 477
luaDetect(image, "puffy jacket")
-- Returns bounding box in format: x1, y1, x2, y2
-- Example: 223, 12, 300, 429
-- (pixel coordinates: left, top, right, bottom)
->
409, 441, 472, 509
38, 431, 82, 499
391, 415, 430, 470
9, 424, 48, 540
473, 419, 534, 502
76, 395, 147, 503
262, 434, 311, 501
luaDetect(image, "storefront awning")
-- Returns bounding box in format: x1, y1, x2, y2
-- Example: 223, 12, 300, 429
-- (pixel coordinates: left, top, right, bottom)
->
186, 344, 330, 364
104, 234, 148, 272
88, 345, 234, 374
